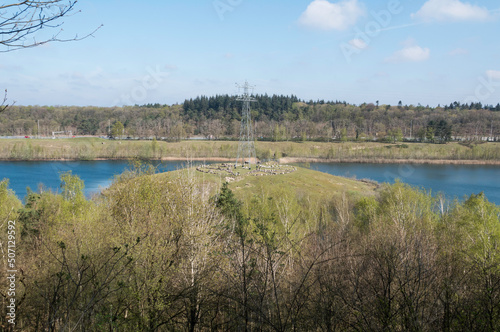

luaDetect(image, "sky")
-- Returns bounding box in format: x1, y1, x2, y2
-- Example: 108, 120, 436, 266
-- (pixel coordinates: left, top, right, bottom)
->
1, 0, 500, 107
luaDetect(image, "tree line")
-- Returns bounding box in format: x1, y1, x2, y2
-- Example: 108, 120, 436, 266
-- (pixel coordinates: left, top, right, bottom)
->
0, 95, 499, 142
1, 165, 499, 331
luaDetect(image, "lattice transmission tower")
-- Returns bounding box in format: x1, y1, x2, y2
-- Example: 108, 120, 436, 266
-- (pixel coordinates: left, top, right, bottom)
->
235, 81, 257, 168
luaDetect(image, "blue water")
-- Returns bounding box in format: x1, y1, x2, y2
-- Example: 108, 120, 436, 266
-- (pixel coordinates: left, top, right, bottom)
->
309, 163, 500, 204
0, 161, 498, 205
0, 160, 205, 200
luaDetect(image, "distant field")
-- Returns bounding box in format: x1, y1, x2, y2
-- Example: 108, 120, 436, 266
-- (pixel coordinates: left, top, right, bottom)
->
0, 138, 499, 163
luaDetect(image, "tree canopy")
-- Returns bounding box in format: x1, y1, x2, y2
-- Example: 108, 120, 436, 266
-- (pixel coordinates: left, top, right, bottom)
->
2, 96, 499, 142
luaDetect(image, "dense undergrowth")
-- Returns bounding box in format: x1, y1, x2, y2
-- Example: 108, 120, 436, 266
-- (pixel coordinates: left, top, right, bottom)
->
0, 165, 499, 331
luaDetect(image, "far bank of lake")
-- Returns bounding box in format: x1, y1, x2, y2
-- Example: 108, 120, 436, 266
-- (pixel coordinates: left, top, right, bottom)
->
1, 139, 499, 164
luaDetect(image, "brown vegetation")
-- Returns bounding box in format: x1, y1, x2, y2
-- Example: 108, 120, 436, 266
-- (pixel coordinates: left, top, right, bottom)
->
0, 139, 499, 163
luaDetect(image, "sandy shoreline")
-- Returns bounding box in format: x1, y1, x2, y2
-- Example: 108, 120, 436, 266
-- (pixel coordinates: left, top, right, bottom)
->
1, 156, 499, 165
279, 157, 500, 165
0, 157, 236, 162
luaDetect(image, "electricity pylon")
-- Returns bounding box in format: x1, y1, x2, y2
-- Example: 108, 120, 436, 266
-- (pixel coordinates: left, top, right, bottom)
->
235, 81, 257, 167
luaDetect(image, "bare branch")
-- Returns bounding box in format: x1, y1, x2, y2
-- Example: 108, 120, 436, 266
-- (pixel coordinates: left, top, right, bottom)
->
0, 0, 101, 51
0, 89, 15, 113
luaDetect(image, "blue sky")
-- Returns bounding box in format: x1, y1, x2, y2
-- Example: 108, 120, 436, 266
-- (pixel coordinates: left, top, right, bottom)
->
1, 0, 500, 107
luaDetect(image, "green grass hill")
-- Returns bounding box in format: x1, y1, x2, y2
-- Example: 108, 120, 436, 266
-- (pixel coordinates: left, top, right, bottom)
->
152, 163, 377, 207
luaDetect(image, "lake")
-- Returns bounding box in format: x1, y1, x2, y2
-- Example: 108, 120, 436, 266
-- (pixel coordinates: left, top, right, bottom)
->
309, 162, 500, 204
0, 160, 203, 200
0, 161, 499, 205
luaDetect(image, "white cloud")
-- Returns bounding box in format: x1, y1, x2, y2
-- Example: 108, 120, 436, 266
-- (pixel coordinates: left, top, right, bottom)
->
349, 38, 368, 49
387, 44, 430, 63
486, 70, 500, 80
413, 0, 492, 22
298, 0, 365, 31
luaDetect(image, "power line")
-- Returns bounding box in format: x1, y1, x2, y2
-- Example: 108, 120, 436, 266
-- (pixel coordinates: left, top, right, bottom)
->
235, 81, 257, 168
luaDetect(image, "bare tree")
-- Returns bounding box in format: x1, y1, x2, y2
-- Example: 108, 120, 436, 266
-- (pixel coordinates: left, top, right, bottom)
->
0, 89, 13, 113
0, 1, 101, 113
0, 1, 101, 51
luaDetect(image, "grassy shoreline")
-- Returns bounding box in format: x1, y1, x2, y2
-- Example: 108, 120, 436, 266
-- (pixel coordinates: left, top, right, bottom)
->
0, 138, 499, 164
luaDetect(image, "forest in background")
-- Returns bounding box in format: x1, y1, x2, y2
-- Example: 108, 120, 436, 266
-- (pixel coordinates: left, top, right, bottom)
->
1, 95, 500, 142
1, 165, 499, 331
